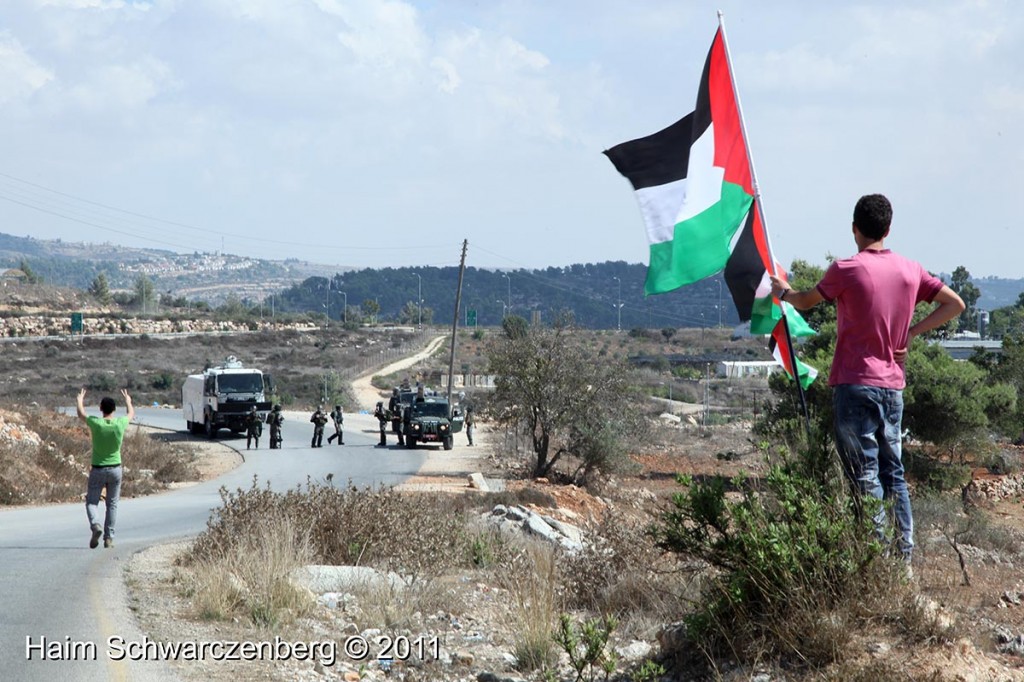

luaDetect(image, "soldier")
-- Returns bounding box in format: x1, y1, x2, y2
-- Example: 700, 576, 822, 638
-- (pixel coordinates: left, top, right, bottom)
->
388, 388, 402, 434
245, 406, 263, 450
327, 405, 345, 445
310, 405, 328, 448
373, 401, 390, 447
266, 404, 284, 449
394, 403, 405, 446
465, 407, 475, 447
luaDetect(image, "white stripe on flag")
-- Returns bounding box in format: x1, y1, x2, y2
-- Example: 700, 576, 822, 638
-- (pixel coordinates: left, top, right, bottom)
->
636, 179, 687, 245
676, 122, 723, 224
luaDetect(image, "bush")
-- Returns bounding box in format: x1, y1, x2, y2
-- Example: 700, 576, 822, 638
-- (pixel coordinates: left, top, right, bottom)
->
190, 479, 470, 581
652, 439, 890, 669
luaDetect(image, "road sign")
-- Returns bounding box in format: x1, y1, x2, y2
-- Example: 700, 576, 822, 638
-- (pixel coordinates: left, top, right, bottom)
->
70, 312, 83, 334
466, 309, 477, 326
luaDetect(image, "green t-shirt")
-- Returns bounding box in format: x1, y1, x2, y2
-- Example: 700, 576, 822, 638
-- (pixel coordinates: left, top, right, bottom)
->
86, 415, 129, 467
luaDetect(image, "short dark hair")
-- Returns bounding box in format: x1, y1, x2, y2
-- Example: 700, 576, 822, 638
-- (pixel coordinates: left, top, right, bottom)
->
99, 397, 116, 416
853, 194, 892, 240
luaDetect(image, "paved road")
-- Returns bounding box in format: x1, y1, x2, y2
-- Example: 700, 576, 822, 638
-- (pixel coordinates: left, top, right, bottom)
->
0, 406, 426, 682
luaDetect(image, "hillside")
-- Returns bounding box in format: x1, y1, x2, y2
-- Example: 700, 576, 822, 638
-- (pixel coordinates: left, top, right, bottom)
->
2, 231, 1021, 328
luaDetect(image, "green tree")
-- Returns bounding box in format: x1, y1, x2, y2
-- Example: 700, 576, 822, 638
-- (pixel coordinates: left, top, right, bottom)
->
361, 298, 380, 324
18, 259, 41, 284
398, 300, 433, 326
902, 342, 1014, 459
89, 272, 111, 304
976, 334, 1024, 439
950, 266, 981, 333
133, 274, 155, 313
485, 316, 643, 482
217, 294, 247, 319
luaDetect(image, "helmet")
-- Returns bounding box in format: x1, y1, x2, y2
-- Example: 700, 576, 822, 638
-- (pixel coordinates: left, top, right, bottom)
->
272, 404, 281, 411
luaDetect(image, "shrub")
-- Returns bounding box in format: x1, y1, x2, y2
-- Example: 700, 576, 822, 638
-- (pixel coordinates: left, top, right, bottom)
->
189, 479, 470, 581
652, 438, 889, 669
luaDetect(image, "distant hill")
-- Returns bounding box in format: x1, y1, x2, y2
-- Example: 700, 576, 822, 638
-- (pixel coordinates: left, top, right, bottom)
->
2, 231, 1020, 329
970, 276, 1024, 311
0, 232, 333, 306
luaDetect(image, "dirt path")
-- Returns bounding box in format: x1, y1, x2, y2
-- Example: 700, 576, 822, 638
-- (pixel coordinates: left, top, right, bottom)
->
346, 333, 496, 492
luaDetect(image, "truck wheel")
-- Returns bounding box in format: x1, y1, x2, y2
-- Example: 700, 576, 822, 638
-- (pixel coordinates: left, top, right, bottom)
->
443, 436, 453, 451
205, 414, 217, 440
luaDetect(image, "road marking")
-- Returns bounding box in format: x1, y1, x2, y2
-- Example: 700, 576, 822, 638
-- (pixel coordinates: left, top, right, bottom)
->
89, 559, 129, 682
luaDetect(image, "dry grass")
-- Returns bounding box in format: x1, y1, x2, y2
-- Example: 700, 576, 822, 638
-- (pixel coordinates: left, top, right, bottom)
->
498, 541, 561, 673
182, 515, 314, 627
0, 404, 197, 505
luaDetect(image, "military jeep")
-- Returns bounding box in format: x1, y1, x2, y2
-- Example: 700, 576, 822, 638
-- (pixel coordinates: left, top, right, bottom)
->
404, 396, 463, 450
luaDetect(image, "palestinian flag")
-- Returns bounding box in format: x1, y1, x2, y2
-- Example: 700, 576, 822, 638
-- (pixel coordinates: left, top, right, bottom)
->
605, 26, 817, 387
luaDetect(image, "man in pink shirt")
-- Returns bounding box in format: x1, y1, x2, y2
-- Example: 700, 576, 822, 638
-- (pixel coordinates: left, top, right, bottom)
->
770, 194, 964, 566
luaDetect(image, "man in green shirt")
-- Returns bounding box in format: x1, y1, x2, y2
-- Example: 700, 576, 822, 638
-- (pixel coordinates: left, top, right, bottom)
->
77, 388, 134, 549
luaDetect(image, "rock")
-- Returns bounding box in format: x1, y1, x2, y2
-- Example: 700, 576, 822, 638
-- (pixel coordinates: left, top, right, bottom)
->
468, 472, 490, 491
615, 640, 653, 660
289, 565, 406, 594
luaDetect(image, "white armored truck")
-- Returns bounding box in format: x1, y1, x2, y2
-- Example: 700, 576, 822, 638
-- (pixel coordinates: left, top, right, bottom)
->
182, 356, 273, 439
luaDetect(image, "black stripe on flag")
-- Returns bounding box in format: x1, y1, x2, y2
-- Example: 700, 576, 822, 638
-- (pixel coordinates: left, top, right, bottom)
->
603, 112, 694, 190
723, 208, 764, 322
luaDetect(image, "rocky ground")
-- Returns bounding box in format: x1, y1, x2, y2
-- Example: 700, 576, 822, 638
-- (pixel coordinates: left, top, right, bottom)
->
8, 320, 1024, 680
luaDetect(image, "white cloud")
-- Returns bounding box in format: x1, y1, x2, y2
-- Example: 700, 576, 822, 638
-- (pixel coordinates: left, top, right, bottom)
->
63, 55, 175, 112
36, 0, 126, 8
430, 56, 461, 94
0, 33, 54, 104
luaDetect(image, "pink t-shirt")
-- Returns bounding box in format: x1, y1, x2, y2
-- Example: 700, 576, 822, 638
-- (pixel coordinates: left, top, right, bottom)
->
816, 249, 944, 389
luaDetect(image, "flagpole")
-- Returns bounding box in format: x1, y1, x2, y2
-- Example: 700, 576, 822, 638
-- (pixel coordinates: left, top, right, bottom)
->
716, 11, 811, 431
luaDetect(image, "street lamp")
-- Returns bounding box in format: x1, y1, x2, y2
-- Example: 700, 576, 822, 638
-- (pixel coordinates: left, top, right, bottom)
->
497, 300, 507, 320
413, 273, 422, 327
613, 276, 622, 332
502, 273, 511, 312
320, 280, 331, 329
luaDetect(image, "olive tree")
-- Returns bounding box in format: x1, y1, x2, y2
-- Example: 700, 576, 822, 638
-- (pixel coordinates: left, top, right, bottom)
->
485, 315, 643, 483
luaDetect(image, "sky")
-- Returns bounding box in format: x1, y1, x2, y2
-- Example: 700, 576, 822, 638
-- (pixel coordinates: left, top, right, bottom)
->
0, 0, 1021, 279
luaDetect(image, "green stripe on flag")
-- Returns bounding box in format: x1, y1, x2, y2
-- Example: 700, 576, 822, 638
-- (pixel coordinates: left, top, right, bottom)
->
644, 183, 753, 295
750, 296, 815, 337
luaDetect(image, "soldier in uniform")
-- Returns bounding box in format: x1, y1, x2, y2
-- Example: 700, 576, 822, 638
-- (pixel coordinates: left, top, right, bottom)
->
327, 405, 345, 445
373, 401, 390, 447
310, 406, 328, 448
464, 407, 475, 447
245, 406, 263, 450
388, 388, 402, 433
266, 404, 284, 449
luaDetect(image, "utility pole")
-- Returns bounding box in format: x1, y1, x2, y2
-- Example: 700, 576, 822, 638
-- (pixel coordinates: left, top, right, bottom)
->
613, 276, 622, 331
340, 291, 347, 324
414, 273, 422, 328
502, 273, 511, 313
446, 240, 469, 408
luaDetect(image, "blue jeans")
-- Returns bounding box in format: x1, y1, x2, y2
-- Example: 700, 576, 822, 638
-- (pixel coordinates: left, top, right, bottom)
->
833, 384, 912, 560
86, 465, 122, 541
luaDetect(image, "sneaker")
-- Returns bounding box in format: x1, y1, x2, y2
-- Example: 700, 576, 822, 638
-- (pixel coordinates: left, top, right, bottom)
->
104, 538, 114, 549
90, 524, 102, 549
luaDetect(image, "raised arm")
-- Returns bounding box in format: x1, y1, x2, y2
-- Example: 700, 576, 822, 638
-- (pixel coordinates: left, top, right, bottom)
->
76, 388, 88, 421
121, 389, 136, 421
